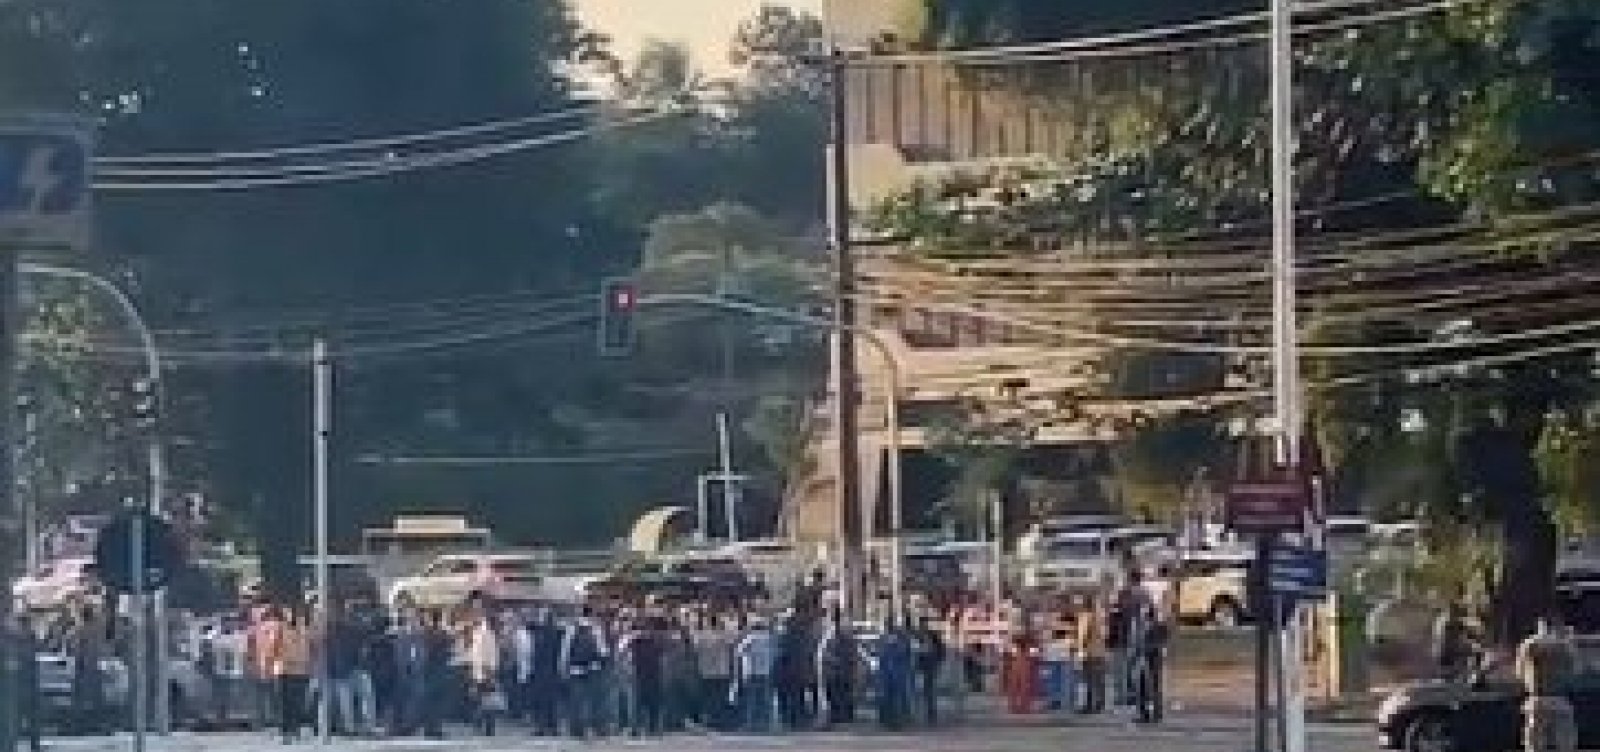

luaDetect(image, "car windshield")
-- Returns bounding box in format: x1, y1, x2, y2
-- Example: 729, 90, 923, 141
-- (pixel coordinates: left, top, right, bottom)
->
1045, 540, 1105, 558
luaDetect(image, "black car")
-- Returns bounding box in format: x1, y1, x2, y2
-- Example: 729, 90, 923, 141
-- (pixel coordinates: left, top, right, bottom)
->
1376, 636, 1600, 752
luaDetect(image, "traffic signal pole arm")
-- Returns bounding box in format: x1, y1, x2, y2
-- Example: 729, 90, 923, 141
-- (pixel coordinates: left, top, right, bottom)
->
638, 292, 909, 619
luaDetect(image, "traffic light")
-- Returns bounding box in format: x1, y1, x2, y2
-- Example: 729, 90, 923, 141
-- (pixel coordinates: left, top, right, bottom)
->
130, 378, 157, 432
598, 277, 639, 356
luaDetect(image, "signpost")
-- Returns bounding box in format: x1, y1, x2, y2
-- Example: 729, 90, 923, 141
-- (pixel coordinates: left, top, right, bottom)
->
1, 114, 92, 752
94, 509, 183, 752
1228, 474, 1310, 752
1226, 480, 1308, 535
93, 510, 184, 596
1269, 546, 1328, 601
0, 115, 94, 251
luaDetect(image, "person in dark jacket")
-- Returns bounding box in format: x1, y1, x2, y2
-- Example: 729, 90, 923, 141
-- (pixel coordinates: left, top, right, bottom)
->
775, 615, 815, 730
817, 611, 859, 727
391, 610, 447, 739
324, 612, 364, 735
875, 619, 914, 731
912, 617, 947, 726
629, 616, 667, 737
527, 609, 564, 736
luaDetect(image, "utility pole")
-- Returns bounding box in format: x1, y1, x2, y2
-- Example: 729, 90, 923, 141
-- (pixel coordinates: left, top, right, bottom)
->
1, 115, 93, 752
0, 233, 19, 752
1268, 0, 1307, 749
827, 47, 864, 618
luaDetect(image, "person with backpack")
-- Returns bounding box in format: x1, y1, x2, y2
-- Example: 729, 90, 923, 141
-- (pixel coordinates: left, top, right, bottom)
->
559, 607, 610, 740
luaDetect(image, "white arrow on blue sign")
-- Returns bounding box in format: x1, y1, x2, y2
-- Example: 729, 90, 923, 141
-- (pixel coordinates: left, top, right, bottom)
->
0, 114, 94, 252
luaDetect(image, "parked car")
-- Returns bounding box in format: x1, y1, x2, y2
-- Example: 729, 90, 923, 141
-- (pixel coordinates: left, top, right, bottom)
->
13, 558, 97, 611
388, 552, 545, 608
1376, 636, 1600, 752
1172, 550, 1253, 627
1023, 532, 1121, 592
1016, 515, 1126, 562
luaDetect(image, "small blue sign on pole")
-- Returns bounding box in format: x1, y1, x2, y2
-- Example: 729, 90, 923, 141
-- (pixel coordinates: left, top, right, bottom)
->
0, 113, 94, 252
1268, 546, 1328, 602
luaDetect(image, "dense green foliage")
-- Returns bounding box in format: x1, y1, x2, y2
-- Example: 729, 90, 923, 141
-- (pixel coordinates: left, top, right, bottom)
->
910, 0, 1600, 639
1, 0, 829, 589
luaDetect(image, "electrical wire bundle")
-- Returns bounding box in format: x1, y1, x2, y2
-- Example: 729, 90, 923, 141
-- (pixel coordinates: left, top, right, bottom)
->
92, 103, 677, 191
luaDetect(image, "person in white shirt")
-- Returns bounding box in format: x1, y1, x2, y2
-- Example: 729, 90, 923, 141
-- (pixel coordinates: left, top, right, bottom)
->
733, 617, 776, 733
509, 612, 535, 723
693, 616, 737, 730
466, 612, 502, 736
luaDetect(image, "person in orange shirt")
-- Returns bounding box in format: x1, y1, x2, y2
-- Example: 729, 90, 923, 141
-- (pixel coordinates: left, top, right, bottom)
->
260, 607, 313, 743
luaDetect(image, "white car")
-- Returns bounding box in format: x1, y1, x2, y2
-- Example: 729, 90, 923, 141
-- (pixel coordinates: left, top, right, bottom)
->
1024, 532, 1122, 591
388, 552, 546, 608
13, 557, 96, 611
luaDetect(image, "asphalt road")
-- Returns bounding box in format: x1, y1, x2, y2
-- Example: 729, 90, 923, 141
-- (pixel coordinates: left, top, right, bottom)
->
38, 719, 1380, 752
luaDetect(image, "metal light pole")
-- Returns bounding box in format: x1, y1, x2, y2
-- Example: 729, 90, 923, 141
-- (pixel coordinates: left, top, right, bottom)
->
19, 409, 38, 576
312, 338, 332, 745
1268, 0, 1307, 748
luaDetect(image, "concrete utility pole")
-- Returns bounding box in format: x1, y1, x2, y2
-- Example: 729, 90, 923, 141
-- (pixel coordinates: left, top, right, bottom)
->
1268, 0, 1308, 749
827, 48, 864, 618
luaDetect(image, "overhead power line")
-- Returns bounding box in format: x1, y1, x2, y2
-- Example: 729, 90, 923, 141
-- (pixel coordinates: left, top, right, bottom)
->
854, 0, 1460, 66
95, 103, 602, 166
94, 109, 677, 191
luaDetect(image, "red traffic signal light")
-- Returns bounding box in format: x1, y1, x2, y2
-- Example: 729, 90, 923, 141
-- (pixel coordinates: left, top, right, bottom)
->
609, 283, 638, 312
598, 278, 639, 356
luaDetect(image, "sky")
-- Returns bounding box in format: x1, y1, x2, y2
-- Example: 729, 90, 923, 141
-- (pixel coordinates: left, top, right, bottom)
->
573, 0, 825, 78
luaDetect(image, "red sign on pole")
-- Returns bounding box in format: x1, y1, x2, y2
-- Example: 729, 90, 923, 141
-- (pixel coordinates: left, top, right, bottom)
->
1226, 480, 1309, 534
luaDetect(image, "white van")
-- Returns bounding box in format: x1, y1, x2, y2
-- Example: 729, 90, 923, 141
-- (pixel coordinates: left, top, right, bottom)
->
1024, 531, 1122, 591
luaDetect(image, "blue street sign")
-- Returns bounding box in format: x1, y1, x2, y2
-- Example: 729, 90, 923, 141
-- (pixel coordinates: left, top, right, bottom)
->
1268, 546, 1328, 601
0, 114, 94, 251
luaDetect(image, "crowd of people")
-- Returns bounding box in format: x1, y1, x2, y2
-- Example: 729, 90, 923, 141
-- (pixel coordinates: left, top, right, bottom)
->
230, 570, 1176, 743
240, 599, 957, 743
4, 565, 1179, 744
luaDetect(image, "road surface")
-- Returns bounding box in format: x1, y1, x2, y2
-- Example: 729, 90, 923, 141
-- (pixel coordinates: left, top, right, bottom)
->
37, 718, 1379, 752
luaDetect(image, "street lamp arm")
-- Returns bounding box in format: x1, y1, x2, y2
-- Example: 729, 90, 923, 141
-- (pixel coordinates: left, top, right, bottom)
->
21, 263, 160, 382
640, 292, 908, 617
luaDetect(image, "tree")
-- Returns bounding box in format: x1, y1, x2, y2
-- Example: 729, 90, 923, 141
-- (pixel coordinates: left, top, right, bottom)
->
608, 39, 702, 106
730, 4, 826, 99
590, 5, 827, 229
901, 0, 1600, 643
926, 402, 1037, 537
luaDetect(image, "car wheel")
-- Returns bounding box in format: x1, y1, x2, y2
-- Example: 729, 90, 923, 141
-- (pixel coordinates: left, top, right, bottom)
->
1404, 714, 1457, 752
1208, 597, 1244, 628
